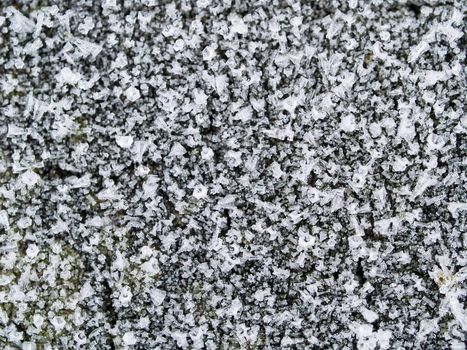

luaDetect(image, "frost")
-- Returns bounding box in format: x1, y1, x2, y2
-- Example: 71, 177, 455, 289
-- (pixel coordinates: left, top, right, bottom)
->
202, 44, 217, 61
270, 161, 284, 179
447, 203, 467, 219
122, 332, 137, 345
112, 52, 128, 70
8, 124, 28, 137
192, 184, 208, 199
56, 67, 82, 85
118, 286, 133, 306
423, 70, 449, 87
124, 86, 141, 102
201, 147, 214, 160
226, 298, 243, 317
68, 174, 91, 189
79, 282, 94, 300
233, 106, 253, 122
32, 314, 44, 329
77, 17, 94, 35
408, 41, 429, 63
340, 114, 357, 133
115, 135, 134, 149
412, 173, 438, 199
392, 156, 410, 172
6, 7, 34, 34
397, 116, 415, 142
1, 2, 464, 348
22, 342, 36, 350
230, 16, 248, 35
26, 244, 39, 259
193, 89, 208, 106
20, 170, 40, 187
169, 142, 186, 157
225, 150, 242, 167
214, 75, 227, 94
0, 210, 9, 228
361, 308, 379, 323
0, 275, 14, 286
50, 316, 66, 331
142, 175, 159, 199
297, 227, 315, 250
72, 38, 103, 58
150, 288, 166, 306
217, 195, 237, 210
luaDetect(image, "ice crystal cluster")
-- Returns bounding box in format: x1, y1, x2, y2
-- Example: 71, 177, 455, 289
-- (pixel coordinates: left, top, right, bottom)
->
0, 0, 466, 349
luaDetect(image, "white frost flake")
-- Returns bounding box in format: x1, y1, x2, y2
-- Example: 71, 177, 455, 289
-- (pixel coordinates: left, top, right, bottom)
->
122, 332, 137, 345
20, 170, 41, 187
115, 135, 134, 149
56, 67, 82, 85
124, 86, 141, 102
340, 114, 357, 133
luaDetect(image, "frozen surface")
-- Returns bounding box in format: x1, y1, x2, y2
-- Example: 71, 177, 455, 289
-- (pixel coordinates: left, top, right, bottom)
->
0, 0, 466, 349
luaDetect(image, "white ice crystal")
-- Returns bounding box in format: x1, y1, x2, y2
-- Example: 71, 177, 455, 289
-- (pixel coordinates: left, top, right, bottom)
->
0, 210, 9, 228
201, 147, 214, 160
408, 41, 430, 63
122, 332, 137, 346
112, 52, 128, 70
193, 89, 208, 106
230, 15, 248, 35
412, 173, 438, 199
423, 70, 449, 87
447, 203, 467, 219
297, 227, 316, 251
32, 314, 44, 329
169, 142, 186, 157
22, 342, 36, 350
124, 86, 141, 102
79, 282, 94, 300
0, 275, 14, 286
26, 244, 39, 259
340, 114, 357, 133
270, 162, 284, 179
202, 44, 217, 61
20, 170, 40, 187
56, 67, 82, 85
142, 175, 159, 199
115, 135, 134, 149
361, 307, 379, 323
214, 75, 227, 94
72, 38, 103, 59
227, 298, 243, 317
192, 184, 208, 199
225, 150, 243, 167
131, 140, 149, 163
392, 156, 410, 172
118, 286, 133, 306
6, 7, 34, 34
150, 288, 166, 306
50, 316, 66, 331
234, 106, 253, 122
77, 16, 94, 35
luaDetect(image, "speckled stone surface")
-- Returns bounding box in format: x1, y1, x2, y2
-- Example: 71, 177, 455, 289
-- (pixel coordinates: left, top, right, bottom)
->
0, 1, 466, 349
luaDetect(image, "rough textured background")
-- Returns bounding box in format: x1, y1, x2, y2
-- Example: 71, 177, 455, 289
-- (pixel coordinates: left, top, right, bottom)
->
0, 0, 466, 349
